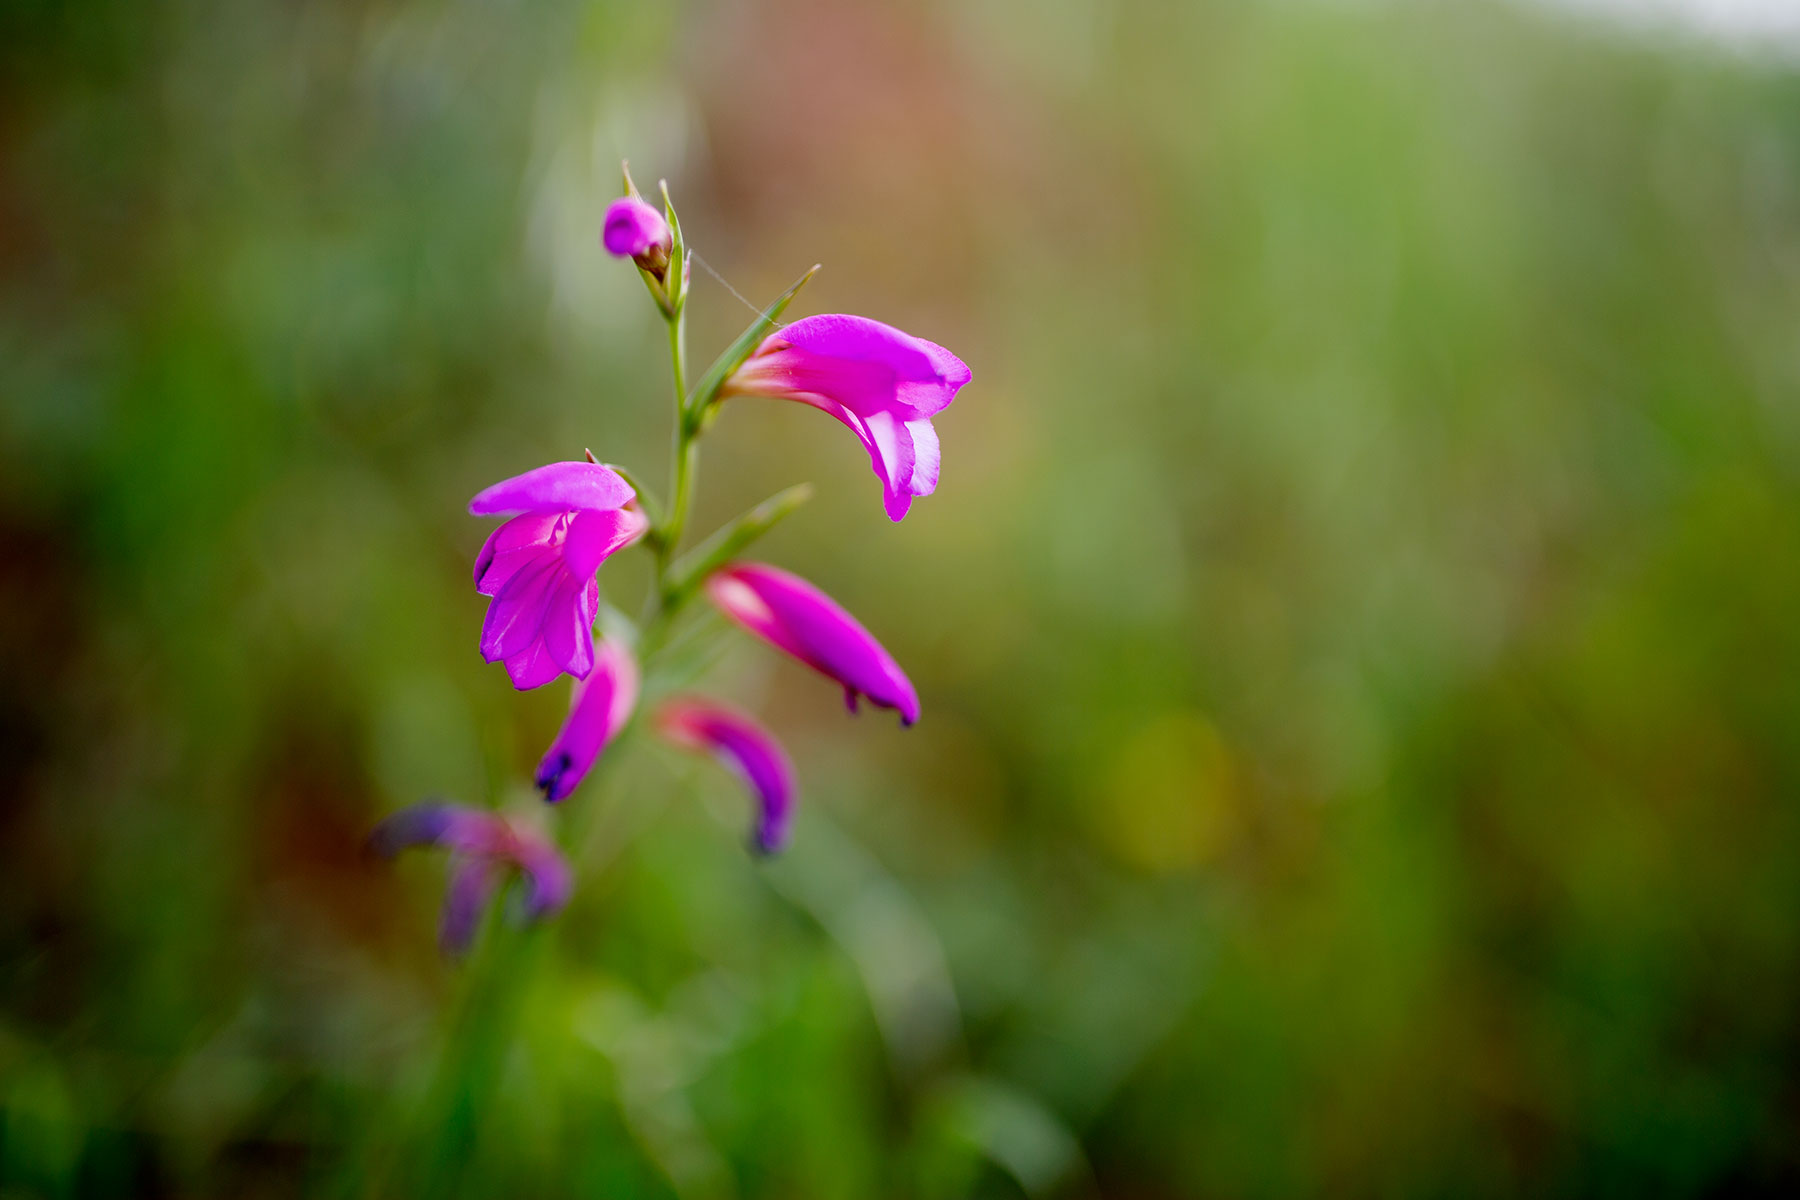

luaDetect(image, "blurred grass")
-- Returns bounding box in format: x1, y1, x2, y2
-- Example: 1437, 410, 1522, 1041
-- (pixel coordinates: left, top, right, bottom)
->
5, 0, 1800, 1195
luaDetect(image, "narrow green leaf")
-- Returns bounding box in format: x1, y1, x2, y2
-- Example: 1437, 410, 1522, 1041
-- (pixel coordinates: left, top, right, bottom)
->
683, 264, 820, 422
664, 483, 814, 606
642, 614, 736, 696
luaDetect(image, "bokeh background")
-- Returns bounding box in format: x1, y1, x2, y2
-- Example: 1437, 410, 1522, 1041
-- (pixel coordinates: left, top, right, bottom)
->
6, 0, 1800, 1195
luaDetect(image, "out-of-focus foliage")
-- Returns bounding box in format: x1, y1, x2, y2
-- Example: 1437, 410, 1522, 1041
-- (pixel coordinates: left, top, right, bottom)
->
5, 0, 1800, 1195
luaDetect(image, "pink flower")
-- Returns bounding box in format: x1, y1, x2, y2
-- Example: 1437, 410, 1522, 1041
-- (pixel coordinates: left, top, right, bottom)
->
602, 196, 672, 271
656, 697, 797, 854
706, 562, 919, 725
470, 461, 646, 690
536, 639, 639, 802
721, 314, 970, 521
369, 803, 572, 953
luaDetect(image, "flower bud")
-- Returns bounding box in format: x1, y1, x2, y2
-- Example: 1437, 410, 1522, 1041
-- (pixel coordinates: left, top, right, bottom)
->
655, 697, 797, 855
602, 196, 672, 276
706, 562, 919, 725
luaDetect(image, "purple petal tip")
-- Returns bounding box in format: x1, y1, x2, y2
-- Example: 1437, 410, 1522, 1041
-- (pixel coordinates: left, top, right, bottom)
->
655, 697, 797, 858
367, 803, 451, 858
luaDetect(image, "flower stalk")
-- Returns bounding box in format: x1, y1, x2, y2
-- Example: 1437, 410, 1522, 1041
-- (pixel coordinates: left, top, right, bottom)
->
659, 274, 694, 579
375, 164, 968, 956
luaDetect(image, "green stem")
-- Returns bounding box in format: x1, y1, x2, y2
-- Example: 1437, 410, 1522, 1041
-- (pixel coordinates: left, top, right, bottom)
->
657, 308, 694, 577
641, 282, 702, 670
663, 429, 698, 580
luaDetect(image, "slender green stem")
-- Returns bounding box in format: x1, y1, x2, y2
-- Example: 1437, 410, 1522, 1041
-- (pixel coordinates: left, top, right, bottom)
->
668, 305, 688, 434
663, 431, 698, 579
641, 280, 702, 672
657, 308, 694, 578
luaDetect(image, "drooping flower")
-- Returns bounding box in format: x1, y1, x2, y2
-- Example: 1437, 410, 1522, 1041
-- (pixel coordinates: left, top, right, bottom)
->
470, 461, 646, 690
369, 802, 572, 952
720, 314, 971, 521
535, 638, 639, 802
602, 196, 672, 273
706, 562, 919, 725
656, 697, 798, 854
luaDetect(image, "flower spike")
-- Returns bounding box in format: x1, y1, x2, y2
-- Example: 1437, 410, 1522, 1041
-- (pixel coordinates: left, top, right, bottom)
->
706, 562, 919, 725
656, 697, 798, 855
443, 175, 963, 936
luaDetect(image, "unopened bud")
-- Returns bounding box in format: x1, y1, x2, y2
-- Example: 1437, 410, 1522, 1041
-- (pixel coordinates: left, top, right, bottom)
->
602, 196, 672, 276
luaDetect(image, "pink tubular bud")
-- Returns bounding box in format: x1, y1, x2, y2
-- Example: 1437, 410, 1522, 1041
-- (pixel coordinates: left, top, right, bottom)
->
602, 196, 673, 276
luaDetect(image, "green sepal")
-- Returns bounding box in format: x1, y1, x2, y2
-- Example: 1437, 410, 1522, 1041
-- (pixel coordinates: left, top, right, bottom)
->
683, 264, 820, 424
636, 263, 672, 316
660, 180, 686, 315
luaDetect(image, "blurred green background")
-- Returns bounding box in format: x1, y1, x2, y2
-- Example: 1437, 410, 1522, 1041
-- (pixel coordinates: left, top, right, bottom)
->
5, 0, 1800, 1195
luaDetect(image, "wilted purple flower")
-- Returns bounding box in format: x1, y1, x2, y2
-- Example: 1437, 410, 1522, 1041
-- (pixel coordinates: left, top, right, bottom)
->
721, 314, 971, 521
471, 461, 646, 690
706, 562, 919, 725
656, 697, 798, 854
602, 196, 673, 273
536, 638, 639, 802
369, 803, 572, 952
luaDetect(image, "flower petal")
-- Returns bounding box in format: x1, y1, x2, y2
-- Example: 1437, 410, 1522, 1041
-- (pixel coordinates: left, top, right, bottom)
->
860, 408, 918, 522
440, 858, 500, 953
479, 556, 560, 663
561, 506, 649, 579
724, 314, 965, 520
729, 345, 897, 415
539, 572, 597, 680
367, 803, 454, 856
706, 563, 919, 725
469, 461, 633, 517
656, 697, 797, 854
705, 569, 810, 663
511, 836, 573, 918
369, 802, 509, 859
504, 640, 565, 690
775, 315, 970, 419
535, 639, 640, 802
602, 196, 671, 259
738, 392, 922, 523
474, 512, 562, 595
905, 417, 940, 497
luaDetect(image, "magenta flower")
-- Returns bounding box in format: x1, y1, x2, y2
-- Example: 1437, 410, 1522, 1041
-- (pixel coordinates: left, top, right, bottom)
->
721, 314, 971, 521
369, 803, 572, 953
656, 697, 798, 854
536, 638, 639, 802
706, 562, 919, 725
602, 196, 672, 270
471, 461, 646, 690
